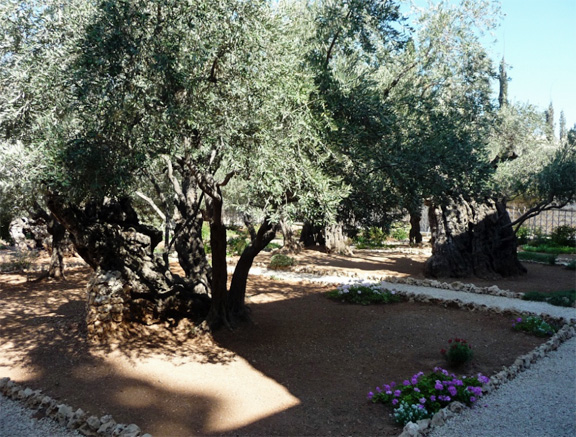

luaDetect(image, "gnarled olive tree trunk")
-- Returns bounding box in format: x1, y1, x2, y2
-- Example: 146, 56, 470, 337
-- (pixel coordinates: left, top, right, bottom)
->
424, 197, 526, 279
47, 195, 210, 341
228, 217, 278, 320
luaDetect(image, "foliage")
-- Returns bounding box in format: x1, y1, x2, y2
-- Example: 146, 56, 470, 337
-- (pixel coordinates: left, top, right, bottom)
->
512, 316, 557, 337
327, 281, 403, 305
227, 235, 249, 257
264, 242, 282, 252
522, 290, 576, 308
390, 224, 409, 242
517, 252, 557, 265
565, 261, 576, 271
440, 338, 473, 367
353, 227, 388, 249
550, 225, 576, 247
521, 244, 576, 255
368, 368, 489, 426
268, 254, 295, 270
516, 226, 530, 245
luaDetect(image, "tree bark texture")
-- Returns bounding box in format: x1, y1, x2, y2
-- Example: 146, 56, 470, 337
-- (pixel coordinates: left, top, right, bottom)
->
409, 212, 423, 246
228, 218, 278, 319
324, 223, 353, 255
47, 195, 210, 341
425, 197, 526, 279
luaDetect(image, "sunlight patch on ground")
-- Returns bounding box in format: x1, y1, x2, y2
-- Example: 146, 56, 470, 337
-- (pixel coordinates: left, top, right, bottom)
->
105, 350, 300, 434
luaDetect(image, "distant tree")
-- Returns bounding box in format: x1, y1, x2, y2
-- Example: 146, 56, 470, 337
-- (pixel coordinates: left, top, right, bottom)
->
498, 57, 509, 108
559, 110, 567, 142
545, 102, 555, 142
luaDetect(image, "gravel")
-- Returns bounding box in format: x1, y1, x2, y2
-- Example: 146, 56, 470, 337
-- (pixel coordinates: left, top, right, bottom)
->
428, 336, 576, 437
0, 395, 81, 437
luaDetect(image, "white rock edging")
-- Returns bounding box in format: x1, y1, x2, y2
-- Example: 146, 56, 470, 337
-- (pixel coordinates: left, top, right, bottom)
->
0, 378, 150, 437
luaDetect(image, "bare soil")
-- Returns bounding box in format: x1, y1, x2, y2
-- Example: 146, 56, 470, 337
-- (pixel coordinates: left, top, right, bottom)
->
0, 247, 574, 436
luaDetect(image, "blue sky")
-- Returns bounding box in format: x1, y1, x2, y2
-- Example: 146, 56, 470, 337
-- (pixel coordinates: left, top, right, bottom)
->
492, 0, 576, 132
403, 0, 576, 134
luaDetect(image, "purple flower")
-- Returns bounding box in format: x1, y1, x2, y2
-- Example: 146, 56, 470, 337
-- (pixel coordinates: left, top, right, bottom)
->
419, 397, 426, 404
392, 398, 398, 406
367, 391, 374, 400
414, 388, 421, 393
390, 382, 397, 388
417, 404, 425, 410
411, 377, 418, 385
434, 381, 443, 391
430, 395, 436, 402
470, 396, 477, 402
403, 380, 410, 386
376, 387, 382, 393
448, 386, 457, 397
383, 384, 390, 392
394, 390, 401, 397
386, 390, 392, 395
478, 374, 490, 384
455, 379, 464, 386
516, 317, 522, 323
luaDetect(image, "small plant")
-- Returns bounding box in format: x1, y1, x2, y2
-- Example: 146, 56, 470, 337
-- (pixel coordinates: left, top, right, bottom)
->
550, 225, 576, 247
368, 368, 489, 426
516, 226, 530, 245
227, 236, 249, 256
522, 289, 576, 308
517, 251, 557, 265
264, 242, 282, 252
440, 338, 473, 367
565, 260, 576, 271
512, 315, 557, 337
390, 223, 409, 242
268, 254, 294, 270
326, 281, 403, 305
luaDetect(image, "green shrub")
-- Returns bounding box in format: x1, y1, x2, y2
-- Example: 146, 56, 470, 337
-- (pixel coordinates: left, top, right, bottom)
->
517, 251, 556, 265
390, 223, 409, 241
227, 236, 249, 256
368, 368, 489, 426
440, 338, 473, 367
516, 226, 530, 245
327, 281, 403, 305
268, 254, 294, 270
565, 260, 576, 271
512, 315, 557, 337
264, 242, 282, 252
550, 225, 576, 247
522, 244, 576, 254
522, 289, 576, 308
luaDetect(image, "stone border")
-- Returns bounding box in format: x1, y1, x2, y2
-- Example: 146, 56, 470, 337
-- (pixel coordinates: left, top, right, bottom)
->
387, 290, 576, 437
0, 378, 150, 437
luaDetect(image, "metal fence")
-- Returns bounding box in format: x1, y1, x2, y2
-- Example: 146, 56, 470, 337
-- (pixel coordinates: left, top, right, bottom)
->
411, 204, 576, 236
508, 204, 576, 235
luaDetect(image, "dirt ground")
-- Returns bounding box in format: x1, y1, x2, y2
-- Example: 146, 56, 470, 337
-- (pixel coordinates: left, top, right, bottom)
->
0, 247, 574, 436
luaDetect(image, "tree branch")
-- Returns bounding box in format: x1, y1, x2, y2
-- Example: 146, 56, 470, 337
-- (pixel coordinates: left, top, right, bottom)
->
135, 190, 166, 221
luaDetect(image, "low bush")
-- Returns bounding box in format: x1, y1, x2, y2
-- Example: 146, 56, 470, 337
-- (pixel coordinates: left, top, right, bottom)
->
517, 251, 556, 265
550, 225, 576, 247
565, 260, 576, 271
268, 254, 294, 270
522, 289, 576, 308
368, 368, 489, 426
521, 244, 576, 254
264, 242, 282, 252
440, 338, 473, 367
327, 281, 403, 305
512, 315, 557, 337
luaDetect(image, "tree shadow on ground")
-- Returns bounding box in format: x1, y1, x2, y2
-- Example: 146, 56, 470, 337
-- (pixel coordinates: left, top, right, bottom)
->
0, 260, 560, 436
